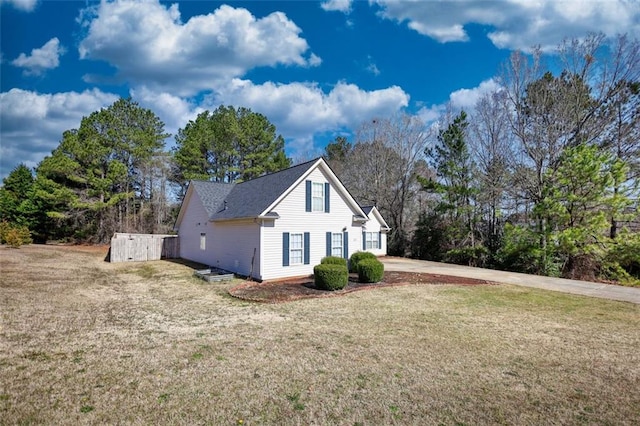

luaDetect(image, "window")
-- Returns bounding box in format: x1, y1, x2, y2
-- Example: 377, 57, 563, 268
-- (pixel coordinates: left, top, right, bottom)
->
312, 182, 324, 212
200, 233, 206, 250
365, 232, 379, 250
290, 233, 303, 265
306, 180, 330, 213
331, 233, 343, 257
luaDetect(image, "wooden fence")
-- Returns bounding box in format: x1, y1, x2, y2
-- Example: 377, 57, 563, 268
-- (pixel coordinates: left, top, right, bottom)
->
109, 233, 179, 263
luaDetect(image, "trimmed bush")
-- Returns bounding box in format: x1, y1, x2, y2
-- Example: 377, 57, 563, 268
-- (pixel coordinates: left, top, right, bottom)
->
321, 256, 347, 267
314, 264, 348, 291
349, 251, 376, 273
357, 258, 384, 283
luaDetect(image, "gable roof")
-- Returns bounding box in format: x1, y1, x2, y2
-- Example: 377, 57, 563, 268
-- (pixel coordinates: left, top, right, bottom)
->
361, 205, 391, 230
361, 206, 374, 216
176, 158, 368, 226
209, 159, 318, 220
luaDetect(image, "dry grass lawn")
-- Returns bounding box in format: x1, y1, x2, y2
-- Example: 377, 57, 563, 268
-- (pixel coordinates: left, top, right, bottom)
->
1, 245, 639, 425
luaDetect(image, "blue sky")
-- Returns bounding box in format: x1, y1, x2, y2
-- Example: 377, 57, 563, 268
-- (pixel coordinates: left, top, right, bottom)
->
1, 0, 639, 179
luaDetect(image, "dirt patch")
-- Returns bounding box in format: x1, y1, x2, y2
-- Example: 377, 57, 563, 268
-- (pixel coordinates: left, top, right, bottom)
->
229, 271, 496, 303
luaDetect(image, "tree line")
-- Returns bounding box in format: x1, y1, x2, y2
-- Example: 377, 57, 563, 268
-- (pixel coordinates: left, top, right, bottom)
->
1, 33, 637, 284
325, 34, 639, 284
0, 101, 291, 244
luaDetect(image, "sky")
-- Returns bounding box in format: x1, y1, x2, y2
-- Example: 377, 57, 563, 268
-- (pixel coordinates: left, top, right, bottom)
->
1, 0, 639, 180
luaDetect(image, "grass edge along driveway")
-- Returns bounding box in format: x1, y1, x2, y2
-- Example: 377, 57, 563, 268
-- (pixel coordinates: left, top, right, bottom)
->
381, 256, 640, 304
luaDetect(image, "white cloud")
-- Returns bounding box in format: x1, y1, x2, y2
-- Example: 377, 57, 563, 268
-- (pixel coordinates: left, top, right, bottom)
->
372, 0, 640, 51
366, 55, 381, 76
321, 0, 353, 13
0, 0, 37, 12
202, 79, 408, 156
129, 86, 204, 144
11, 37, 65, 75
0, 89, 118, 179
77, 0, 320, 96
210, 79, 409, 138
416, 104, 445, 125
0, 77, 411, 179
416, 78, 502, 125
449, 79, 501, 109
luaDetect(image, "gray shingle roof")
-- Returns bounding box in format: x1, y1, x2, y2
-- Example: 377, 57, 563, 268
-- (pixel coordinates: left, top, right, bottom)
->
190, 181, 235, 218
361, 206, 374, 216
190, 159, 319, 221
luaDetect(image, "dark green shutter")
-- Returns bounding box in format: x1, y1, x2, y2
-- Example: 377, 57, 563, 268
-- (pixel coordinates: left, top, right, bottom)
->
326, 232, 332, 257
343, 231, 349, 259
362, 231, 366, 250
303, 232, 310, 265
378, 231, 382, 249
282, 232, 289, 266
324, 183, 330, 213
305, 180, 311, 212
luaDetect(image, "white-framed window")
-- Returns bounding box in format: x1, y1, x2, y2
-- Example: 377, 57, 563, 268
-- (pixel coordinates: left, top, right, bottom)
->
200, 233, 206, 250
331, 233, 343, 257
365, 232, 379, 250
312, 182, 324, 212
290, 233, 304, 265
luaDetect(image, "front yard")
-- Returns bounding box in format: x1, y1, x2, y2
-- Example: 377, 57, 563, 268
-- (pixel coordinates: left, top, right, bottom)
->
1, 245, 639, 424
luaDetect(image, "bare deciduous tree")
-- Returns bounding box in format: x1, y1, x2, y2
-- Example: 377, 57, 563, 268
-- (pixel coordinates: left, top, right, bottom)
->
337, 114, 432, 255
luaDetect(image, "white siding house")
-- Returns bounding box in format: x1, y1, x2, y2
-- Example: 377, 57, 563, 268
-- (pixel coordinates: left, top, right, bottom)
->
174, 158, 390, 281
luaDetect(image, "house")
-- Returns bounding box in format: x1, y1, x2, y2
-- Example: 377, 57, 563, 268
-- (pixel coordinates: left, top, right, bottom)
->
174, 157, 390, 281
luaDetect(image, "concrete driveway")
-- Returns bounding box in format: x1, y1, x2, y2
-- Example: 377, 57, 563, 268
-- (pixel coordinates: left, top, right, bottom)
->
381, 257, 640, 305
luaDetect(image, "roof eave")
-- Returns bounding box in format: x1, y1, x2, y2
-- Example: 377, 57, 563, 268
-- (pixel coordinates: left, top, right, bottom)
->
210, 213, 280, 223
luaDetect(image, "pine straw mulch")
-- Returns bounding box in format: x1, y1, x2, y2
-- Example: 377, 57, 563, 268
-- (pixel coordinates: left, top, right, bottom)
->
229, 271, 498, 303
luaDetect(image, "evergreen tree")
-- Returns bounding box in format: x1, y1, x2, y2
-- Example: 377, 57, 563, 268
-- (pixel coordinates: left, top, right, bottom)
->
0, 164, 34, 225
421, 111, 480, 262
34, 98, 168, 242
172, 106, 291, 195
538, 143, 634, 279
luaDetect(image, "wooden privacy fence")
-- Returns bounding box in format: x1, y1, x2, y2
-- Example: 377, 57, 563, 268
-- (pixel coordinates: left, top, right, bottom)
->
109, 233, 179, 262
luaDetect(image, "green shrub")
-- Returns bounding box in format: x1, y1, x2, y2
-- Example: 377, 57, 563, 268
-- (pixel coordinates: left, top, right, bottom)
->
607, 231, 640, 278
357, 258, 384, 283
1, 222, 32, 248
0, 221, 10, 243
349, 251, 376, 273
495, 223, 561, 277
320, 256, 347, 267
314, 264, 348, 291
601, 231, 640, 286
444, 245, 489, 267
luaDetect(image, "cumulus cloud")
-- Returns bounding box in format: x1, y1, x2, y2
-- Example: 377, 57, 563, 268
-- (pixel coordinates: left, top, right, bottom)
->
11, 37, 65, 76
200, 79, 408, 155
130, 86, 204, 141
0, 78, 411, 178
321, 0, 353, 13
417, 78, 502, 124
449, 79, 501, 109
372, 0, 640, 51
0, 0, 38, 12
77, 0, 320, 96
0, 89, 118, 178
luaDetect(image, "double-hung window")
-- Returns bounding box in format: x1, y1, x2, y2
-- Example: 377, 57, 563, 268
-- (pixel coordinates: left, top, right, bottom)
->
331, 233, 343, 257
312, 182, 324, 212
290, 233, 304, 265
365, 232, 379, 250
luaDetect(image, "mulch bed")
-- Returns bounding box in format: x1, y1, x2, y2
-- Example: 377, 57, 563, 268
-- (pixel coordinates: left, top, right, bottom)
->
229, 271, 497, 303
